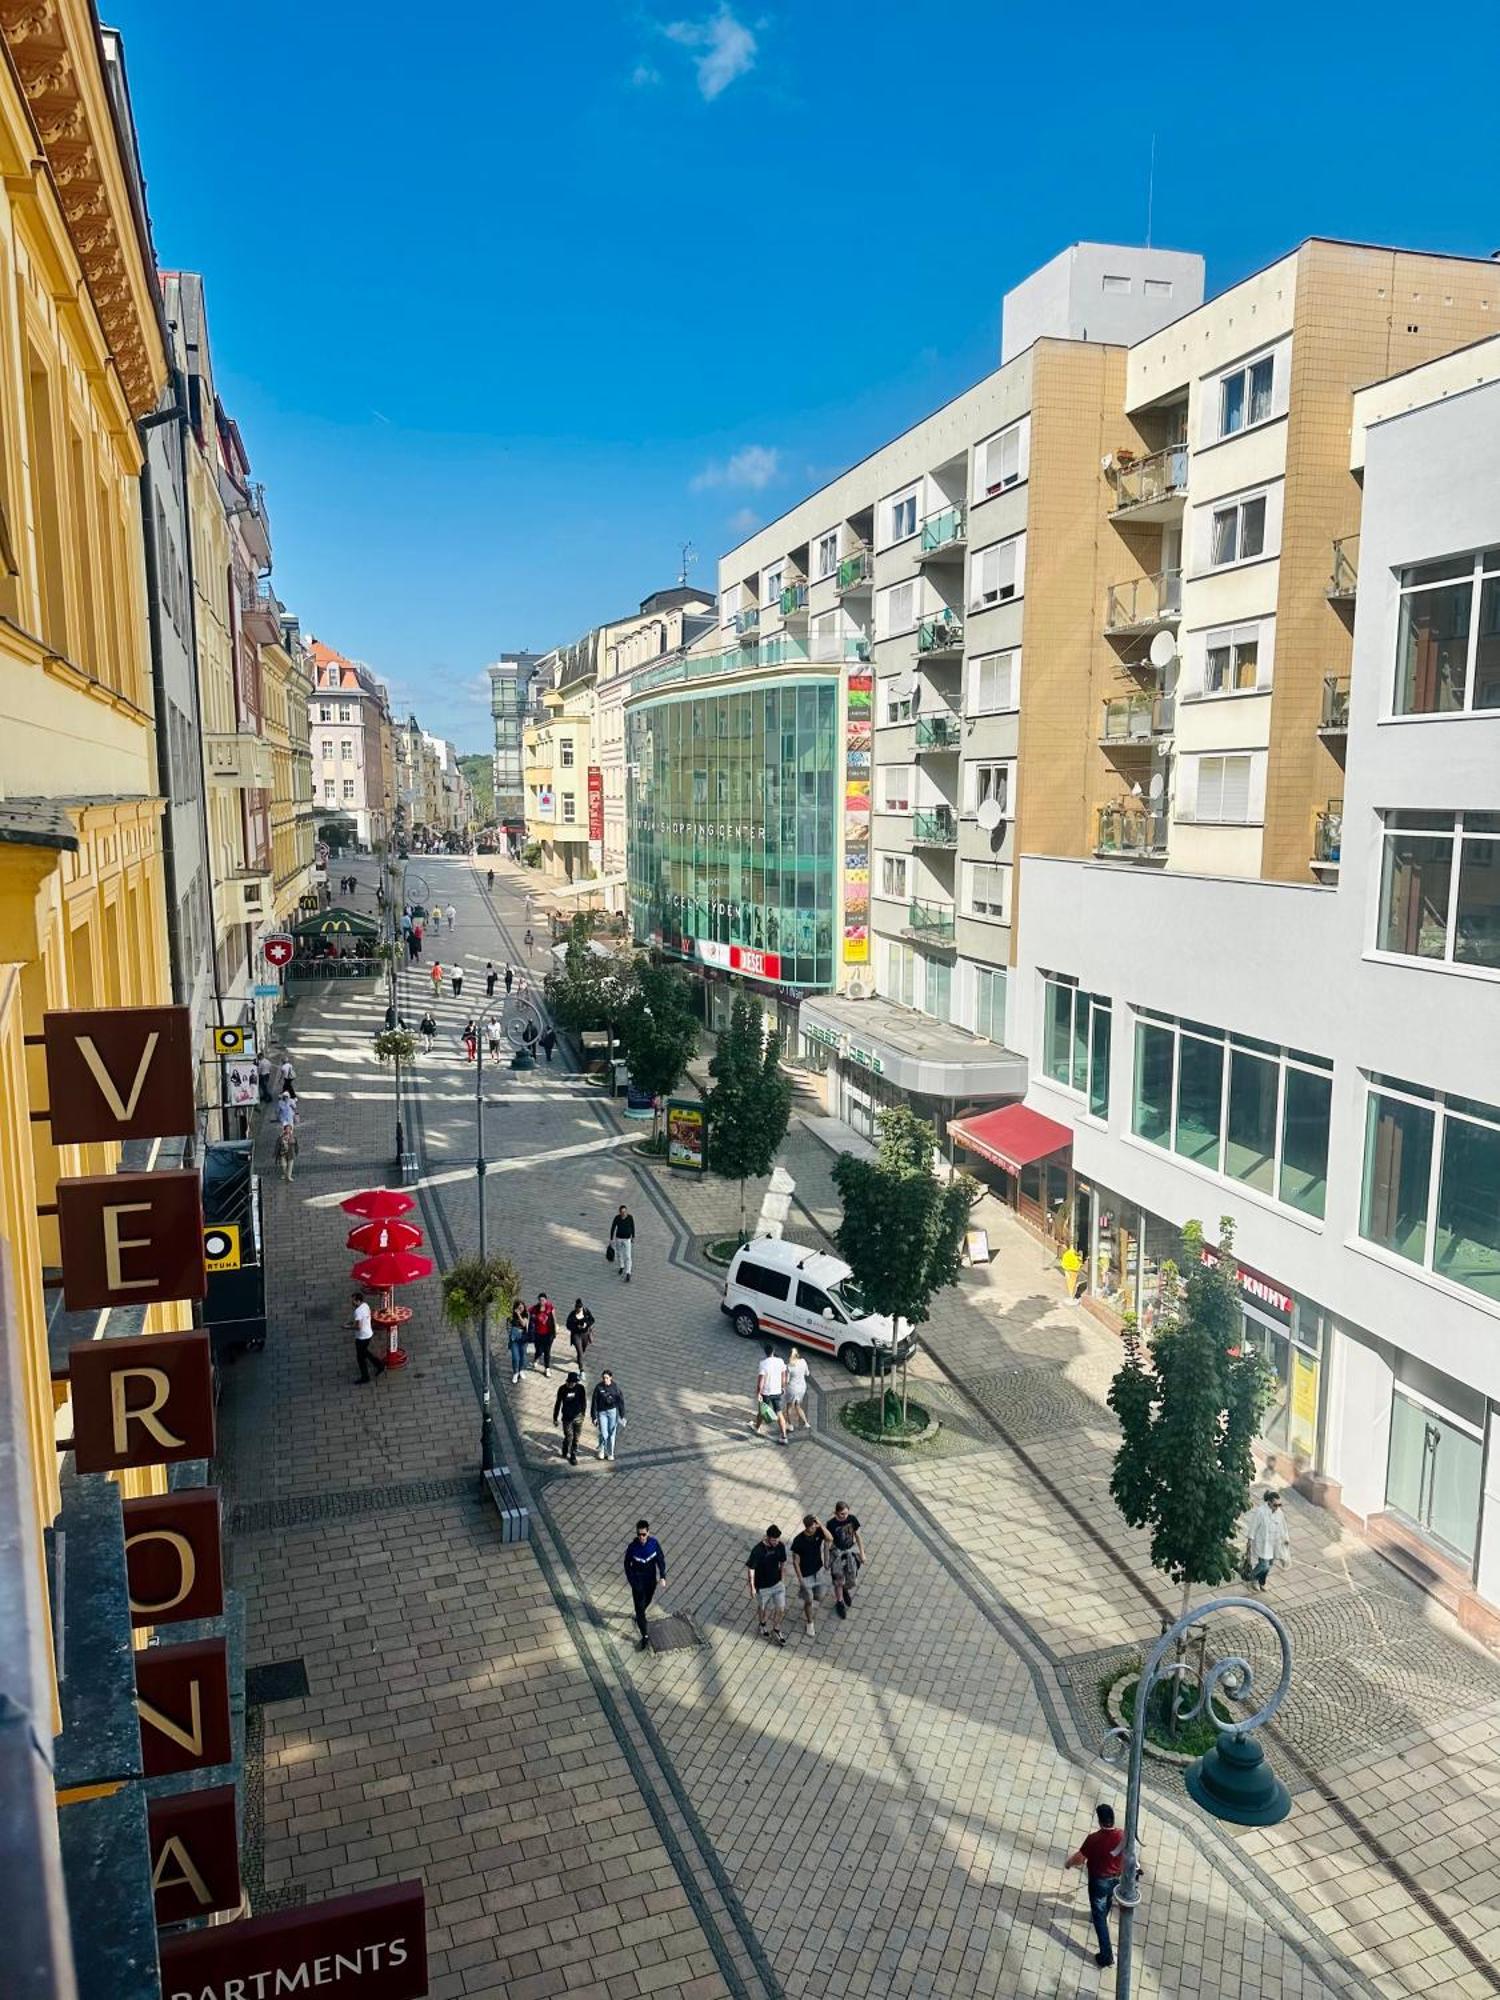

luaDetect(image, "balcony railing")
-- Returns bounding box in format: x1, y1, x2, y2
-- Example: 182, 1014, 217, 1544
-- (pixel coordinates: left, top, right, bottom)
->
1104, 569, 1182, 632
810, 633, 872, 665
1313, 801, 1343, 866
915, 712, 962, 751
779, 581, 809, 615
1319, 675, 1351, 733
760, 634, 811, 666
912, 807, 958, 847
918, 505, 967, 557
906, 898, 956, 942
1100, 693, 1175, 742
1110, 443, 1189, 514
917, 614, 964, 657
835, 548, 873, 593
732, 607, 760, 635
1327, 537, 1358, 602
1095, 804, 1168, 858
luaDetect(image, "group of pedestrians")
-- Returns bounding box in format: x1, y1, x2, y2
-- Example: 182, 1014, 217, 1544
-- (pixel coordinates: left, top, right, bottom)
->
752, 1343, 810, 1444
507, 1290, 629, 1465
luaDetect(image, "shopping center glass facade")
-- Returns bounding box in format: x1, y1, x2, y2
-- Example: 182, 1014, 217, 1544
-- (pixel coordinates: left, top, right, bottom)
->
626, 675, 840, 990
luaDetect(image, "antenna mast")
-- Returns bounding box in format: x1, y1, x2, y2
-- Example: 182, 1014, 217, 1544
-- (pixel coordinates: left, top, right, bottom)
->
1146, 132, 1156, 249
678, 540, 697, 588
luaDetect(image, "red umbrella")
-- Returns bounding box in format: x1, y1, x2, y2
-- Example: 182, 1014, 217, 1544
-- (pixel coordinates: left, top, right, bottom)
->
341, 1188, 415, 1221
351, 1249, 433, 1289
346, 1219, 425, 1255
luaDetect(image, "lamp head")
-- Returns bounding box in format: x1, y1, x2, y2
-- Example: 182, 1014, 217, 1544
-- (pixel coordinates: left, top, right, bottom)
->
1184, 1729, 1292, 1828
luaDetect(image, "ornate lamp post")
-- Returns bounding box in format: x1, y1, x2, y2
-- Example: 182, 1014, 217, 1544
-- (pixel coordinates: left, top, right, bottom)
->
1104, 1595, 1293, 1999
471, 990, 543, 1478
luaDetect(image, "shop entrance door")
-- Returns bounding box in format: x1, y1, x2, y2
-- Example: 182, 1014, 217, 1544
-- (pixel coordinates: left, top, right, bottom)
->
1386, 1393, 1484, 1567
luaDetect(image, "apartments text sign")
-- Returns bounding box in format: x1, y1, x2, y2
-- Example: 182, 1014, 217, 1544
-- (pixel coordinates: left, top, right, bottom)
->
43, 1005, 195, 1142
158, 1881, 428, 2000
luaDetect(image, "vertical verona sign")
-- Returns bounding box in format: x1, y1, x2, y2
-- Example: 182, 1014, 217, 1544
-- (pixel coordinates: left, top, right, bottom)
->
158, 1881, 428, 2000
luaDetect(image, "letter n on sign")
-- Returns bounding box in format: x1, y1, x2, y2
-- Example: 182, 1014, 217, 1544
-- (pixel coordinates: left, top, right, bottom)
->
43, 1005, 195, 1143
147, 1783, 240, 1926
135, 1638, 232, 1778
56, 1169, 206, 1309
69, 1330, 215, 1474
122, 1489, 223, 1627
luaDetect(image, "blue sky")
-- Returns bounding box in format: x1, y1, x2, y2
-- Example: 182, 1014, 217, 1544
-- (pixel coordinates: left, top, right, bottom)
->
110, 0, 1500, 749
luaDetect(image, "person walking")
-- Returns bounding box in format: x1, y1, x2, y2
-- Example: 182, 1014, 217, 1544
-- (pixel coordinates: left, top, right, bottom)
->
503, 964, 513, 995
791, 1515, 831, 1638
274, 1088, 300, 1180
753, 1343, 789, 1445
1243, 1489, 1292, 1591
1066, 1804, 1128, 1969
411, 920, 423, 959
624, 1520, 666, 1649
785, 1347, 811, 1432
400, 910, 412, 939
554, 1371, 588, 1463
746, 1525, 789, 1645
591, 1369, 625, 1461
485, 961, 497, 998
257, 1052, 273, 1104
418, 1010, 437, 1052
461, 1019, 477, 1063
608, 1203, 635, 1281
486, 868, 494, 890
530, 1292, 557, 1375
826, 1501, 865, 1617
566, 1297, 595, 1371
451, 964, 464, 1000
277, 1055, 296, 1095
507, 1299, 528, 1382
539, 1025, 557, 1064
351, 1290, 385, 1384
430, 960, 442, 995
486, 1017, 502, 1062
445, 902, 457, 931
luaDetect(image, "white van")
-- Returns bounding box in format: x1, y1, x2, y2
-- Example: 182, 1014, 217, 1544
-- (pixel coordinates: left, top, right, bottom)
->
720, 1238, 914, 1375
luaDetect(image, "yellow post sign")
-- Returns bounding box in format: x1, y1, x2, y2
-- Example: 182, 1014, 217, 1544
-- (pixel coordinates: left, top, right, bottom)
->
203, 1224, 241, 1272
211, 1025, 255, 1058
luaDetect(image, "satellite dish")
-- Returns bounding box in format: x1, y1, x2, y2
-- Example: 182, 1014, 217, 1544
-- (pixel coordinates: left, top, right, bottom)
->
1149, 773, 1164, 801
1149, 630, 1178, 671
1130, 781, 1143, 798
976, 797, 1004, 832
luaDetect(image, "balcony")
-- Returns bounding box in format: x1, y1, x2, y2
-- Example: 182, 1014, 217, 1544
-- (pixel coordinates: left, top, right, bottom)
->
914, 712, 962, 753
1109, 443, 1189, 520
779, 581, 809, 617
810, 633, 871, 665
1104, 569, 1182, 634
1095, 803, 1168, 860
241, 582, 281, 646
732, 607, 760, 636
835, 548, 873, 595
221, 869, 273, 926
759, 633, 811, 666
917, 614, 964, 659
1099, 693, 1174, 745
205, 730, 274, 788
917, 505, 967, 561
904, 898, 957, 944
1312, 800, 1343, 871
1318, 675, 1350, 737
911, 807, 958, 848
1327, 536, 1358, 603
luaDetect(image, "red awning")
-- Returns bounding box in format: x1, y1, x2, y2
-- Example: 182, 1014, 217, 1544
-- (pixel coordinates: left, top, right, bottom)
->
950, 1103, 1073, 1175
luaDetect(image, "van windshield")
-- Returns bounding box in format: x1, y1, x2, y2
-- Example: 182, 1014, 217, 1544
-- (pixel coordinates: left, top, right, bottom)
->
831, 1278, 868, 1318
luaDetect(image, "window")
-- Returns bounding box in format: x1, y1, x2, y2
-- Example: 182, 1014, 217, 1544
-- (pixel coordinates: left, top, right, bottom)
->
880, 854, 909, 899
1393, 548, 1500, 715
560, 738, 575, 766
974, 965, 1007, 1044
1204, 624, 1262, 695
736, 1259, 791, 1302
966, 862, 1010, 923
1144, 278, 1173, 299
876, 580, 916, 638
562, 794, 576, 822
816, 532, 838, 578
974, 421, 1027, 499
970, 535, 1023, 610
796, 1279, 839, 1319
1102, 274, 1131, 294
342, 779, 356, 800
1209, 493, 1267, 567
968, 650, 1019, 715
1193, 754, 1255, 824
1361, 1078, 1500, 1305
1132, 1009, 1332, 1217
967, 762, 1011, 816
883, 678, 913, 725
318, 703, 332, 722
764, 564, 784, 606
339, 738, 353, 761
338, 703, 352, 722
922, 956, 952, 1024
884, 487, 918, 546
879, 765, 913, 813
1218, 353, 1276, 437
323, 779, 335, 802
1042, 975, 1110, 1115
1377, 811, 1500, 970
882, 939, 917, 1007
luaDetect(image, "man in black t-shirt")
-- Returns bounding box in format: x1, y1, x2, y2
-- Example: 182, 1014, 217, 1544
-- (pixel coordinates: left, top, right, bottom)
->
790, 1515, 831, 1638
826, 1501, 865, 1618
745, 1525, 789, 1644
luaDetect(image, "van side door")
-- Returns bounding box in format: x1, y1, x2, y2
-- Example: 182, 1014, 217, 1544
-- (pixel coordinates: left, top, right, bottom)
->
792, 1280, 842, 1354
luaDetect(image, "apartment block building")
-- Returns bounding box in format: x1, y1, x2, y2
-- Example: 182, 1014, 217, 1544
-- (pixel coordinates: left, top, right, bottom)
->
309, 639, 395, 847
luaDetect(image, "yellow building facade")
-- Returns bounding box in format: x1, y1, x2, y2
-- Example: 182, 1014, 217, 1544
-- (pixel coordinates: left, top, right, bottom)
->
263, 619, 317, 925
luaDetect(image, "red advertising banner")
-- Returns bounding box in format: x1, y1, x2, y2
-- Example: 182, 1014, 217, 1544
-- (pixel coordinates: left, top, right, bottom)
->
729, 944, 781, 981
158, 1881, 428, 2000
587, 766, 604, 842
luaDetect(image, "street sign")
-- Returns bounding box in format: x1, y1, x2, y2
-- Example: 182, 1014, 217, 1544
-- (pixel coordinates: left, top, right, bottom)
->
211, 1025, 254, 1058
203, 1224, 241, 1272
253, 983, 281, 999
263, 934, 294, 969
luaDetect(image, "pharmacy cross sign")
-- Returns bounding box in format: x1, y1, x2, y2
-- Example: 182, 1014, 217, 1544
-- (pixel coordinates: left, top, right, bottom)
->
263, 934, 294, 969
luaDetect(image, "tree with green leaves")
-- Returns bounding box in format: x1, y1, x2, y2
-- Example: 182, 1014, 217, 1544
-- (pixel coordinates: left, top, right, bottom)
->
544, 917, 637, 1055
705, 995, 794, 1236
830, 1107, 976, 1412
1108, 1216, 1273, 1629
617, 958, 699, 1143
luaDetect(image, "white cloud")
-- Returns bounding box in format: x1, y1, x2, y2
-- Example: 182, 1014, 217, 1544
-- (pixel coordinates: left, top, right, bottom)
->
691, 444, 780, 492
663, 7, 757, 100
631, 62, 662, 87
727, 506, 759, 535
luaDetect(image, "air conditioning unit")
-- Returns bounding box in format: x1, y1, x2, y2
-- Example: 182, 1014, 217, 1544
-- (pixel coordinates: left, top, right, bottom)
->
845, 975, 872, 1001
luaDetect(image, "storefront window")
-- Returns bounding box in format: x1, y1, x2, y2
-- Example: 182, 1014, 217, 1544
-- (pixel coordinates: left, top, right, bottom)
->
1132, 1018, 1174, 1145
1139, 1212, 1186, 1331
1386, 1392, 1483, 1564
1091, 1187, 1138, 1318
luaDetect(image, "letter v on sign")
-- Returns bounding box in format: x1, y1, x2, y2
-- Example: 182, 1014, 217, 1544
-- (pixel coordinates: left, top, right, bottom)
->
43, 1006, 196, 1143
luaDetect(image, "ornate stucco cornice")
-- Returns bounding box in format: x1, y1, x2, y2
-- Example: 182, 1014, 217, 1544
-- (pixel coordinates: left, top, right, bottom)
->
0, 0, 167, 417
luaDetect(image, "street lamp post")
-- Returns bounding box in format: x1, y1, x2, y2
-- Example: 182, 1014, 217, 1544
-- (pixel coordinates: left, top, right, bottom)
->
475, 1006, 496, 1479
1105, 1595, 1293, 1999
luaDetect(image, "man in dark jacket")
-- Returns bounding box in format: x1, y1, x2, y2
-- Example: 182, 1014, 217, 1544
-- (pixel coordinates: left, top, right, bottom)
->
624, 1520, 666, 1648
554, 1371, 588, 1463
590, 1369, 625, 1461
609, 1203, 636, 1281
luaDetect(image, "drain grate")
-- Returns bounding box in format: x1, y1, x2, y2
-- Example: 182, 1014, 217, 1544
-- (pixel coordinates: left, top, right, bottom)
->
245, 1658, 311, 1705
646, 1614, 704, 1654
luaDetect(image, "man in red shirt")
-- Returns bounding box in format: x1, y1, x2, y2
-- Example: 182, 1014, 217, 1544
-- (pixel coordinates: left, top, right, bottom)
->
1066, 1802, 1129, 1968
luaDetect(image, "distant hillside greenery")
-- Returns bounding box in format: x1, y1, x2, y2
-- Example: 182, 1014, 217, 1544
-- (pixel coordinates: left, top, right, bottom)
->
459, 753, 494, 820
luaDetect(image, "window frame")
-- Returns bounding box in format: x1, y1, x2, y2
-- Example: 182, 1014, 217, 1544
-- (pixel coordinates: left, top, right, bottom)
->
1192, 752, 1256, 825
878, 764, 913, 815
882, 678, 913, 726
969, 533, 1024, 612
973, 419, 1028, 501
1207, 491, 1270, 570
881, 484, 919, 550
965, 860, 1011, 924
876, 579, 917, 639
1374, 809, 1500, 975
967, 649, 1020, 717
816, 531, 839, 579
1359, 1074, 1500, 1309
1217, 351, 1277, 440
1203, 622, 1265, 697
1040, 974, 1110, 1114
879, 853, 909, 900
1391, 546, 1500, 718
974, 964, 1007, 1044
966, 760, 1012, 816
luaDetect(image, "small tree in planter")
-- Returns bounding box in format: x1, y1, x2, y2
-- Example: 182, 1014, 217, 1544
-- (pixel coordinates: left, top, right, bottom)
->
831, 1107, 976, 1415
372, 1027, 417, 1065
705, 995, 793, 1237
1109, 1216, 1273, 1640
617, 958, 698, 1146
544, 917, 637, 1063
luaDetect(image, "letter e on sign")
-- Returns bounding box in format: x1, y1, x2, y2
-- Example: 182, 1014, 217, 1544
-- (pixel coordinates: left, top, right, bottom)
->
122, 1488, 223, 1627
56, 1169, 206, 1310
43, 1005, 194, 1143
147, 1783, 240, 1926
135, 1638, 232, 1778
69, 1329, 215, 1474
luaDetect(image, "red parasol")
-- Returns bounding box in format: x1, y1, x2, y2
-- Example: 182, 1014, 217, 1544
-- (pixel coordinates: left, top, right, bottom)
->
351, 1249, 433, 1289
346, 1219, 425, 1255
340, 1188, 415, 1221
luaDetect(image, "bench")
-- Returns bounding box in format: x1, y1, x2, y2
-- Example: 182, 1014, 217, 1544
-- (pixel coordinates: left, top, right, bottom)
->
483, 1466, 531, 1542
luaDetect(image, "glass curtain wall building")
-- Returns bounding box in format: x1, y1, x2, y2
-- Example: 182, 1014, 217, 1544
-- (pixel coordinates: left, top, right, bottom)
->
627, 675, 840, 991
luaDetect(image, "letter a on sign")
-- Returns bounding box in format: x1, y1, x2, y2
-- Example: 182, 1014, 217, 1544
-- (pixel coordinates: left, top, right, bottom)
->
146, 1784, 240, 1925
69, 1329, 215, 1474
43, 1006, 195, 1143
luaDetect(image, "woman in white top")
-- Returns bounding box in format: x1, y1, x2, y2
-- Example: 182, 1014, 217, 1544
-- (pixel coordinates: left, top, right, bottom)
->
785, 1348, 810, 1431
445, 903, 457, 930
